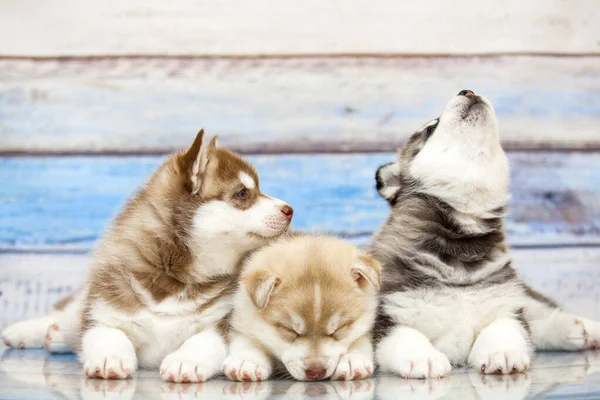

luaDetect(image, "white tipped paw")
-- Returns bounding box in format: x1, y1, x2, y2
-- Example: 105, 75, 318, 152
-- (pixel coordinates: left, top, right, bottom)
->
84, 356, 135, 379
580, 318, 600, 349
473, 349, 530, 375
44, 323, 74, 353
222, 357, 272, 382
469, 318, 532, 375
1, 319, 50, 349
396, 351, 451, 379
160, 352, 215, 383
332, 353, 374, 381
394, 347, 451, 379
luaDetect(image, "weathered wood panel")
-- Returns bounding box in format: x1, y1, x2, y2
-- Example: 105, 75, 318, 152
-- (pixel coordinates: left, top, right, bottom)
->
1, 57, 599, 154
1, 152, 599, 251
0, 0, 598, 57
2, 247, 598, 329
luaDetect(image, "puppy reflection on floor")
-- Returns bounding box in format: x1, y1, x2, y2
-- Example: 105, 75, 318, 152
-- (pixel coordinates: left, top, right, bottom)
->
1, 348, 599, 399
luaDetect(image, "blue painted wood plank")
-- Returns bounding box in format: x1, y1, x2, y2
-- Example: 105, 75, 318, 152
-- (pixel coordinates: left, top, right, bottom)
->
1, 57, 599, 154
1, 152, 599, 251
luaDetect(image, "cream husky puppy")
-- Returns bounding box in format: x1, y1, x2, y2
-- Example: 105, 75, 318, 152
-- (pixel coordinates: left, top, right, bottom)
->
223, 234, 381, 381
2, 130, 293, 382
372, 90, 600, 379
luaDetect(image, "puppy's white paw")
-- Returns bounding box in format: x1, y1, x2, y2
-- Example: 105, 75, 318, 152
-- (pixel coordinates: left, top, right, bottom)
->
393, 344, 451, 379
332, 353, 374, 381
563, 318, 589, 350
469, 332, 530, 374
377, 327, 451, 379
160, 351, 216, 383
2, 318, 53, 349
580, 318, 600, 349
222, 357, 272, 382
44, 323, 75, 353
83, 356, 135, 379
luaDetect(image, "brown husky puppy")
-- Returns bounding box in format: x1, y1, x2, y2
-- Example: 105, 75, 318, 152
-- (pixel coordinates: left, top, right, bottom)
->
2, 130, 293, 382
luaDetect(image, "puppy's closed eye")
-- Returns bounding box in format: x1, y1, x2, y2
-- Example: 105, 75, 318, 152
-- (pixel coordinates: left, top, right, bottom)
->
329, 322, 352, 341
277, 324, 300, 341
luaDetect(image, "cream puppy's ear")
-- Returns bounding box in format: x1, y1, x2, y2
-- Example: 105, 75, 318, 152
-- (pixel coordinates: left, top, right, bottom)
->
375, 161, 402, 202
179, 129, 219, 194
244, 271, 281, 310
352, 253, 381, 291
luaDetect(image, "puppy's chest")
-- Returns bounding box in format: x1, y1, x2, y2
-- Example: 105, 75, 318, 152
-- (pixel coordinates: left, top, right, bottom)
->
381, 283, 524, 341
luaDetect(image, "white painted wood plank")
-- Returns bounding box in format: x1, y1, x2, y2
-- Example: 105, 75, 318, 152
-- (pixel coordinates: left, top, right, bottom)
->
1, 56, 599, 153
0, 0, 599, 57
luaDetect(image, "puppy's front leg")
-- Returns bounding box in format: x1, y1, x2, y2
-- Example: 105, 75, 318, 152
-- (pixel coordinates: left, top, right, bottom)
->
376, 326, 451, 379
160, 325, 226, 383
332, 334, 374, 381
468, 317, 532, 375
222, 331, 272, 382
81, 326, 137, 379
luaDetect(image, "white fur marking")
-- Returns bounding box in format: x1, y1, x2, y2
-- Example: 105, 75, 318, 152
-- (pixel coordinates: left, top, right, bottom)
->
314, 284, 321, 323
291, 314, 307, 335
239, 171, 255, 189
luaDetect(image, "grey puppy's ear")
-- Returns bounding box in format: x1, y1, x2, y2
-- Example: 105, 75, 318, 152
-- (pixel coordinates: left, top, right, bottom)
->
375, 161, 402, 202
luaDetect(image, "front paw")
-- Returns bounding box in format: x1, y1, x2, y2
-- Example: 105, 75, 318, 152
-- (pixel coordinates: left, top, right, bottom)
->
83, 355, 135, 379
160, 351, 216, 383
222, 356, 272, 382
332, 353, 373, 381
469, 338, 530, 375
392, 346, 451, 379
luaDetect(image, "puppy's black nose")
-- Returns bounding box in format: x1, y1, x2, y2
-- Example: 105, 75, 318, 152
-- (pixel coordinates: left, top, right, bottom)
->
458, 89, 475, 97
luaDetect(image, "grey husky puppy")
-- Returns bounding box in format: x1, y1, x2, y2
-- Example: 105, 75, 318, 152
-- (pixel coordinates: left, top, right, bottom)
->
372, 90, 599, 379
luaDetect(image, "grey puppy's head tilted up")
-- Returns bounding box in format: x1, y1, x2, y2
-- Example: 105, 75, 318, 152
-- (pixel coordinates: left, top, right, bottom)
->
372, 90, 512, 286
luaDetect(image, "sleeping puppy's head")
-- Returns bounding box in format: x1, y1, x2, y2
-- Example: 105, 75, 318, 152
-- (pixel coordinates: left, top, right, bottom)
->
376, 90, 509, 216
232, 235, 380, 381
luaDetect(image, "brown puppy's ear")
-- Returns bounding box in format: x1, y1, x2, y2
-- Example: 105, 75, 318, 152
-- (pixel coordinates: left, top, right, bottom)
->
180, 130, 219, 194
352, 253, 381, 291
244, 271, 281, 310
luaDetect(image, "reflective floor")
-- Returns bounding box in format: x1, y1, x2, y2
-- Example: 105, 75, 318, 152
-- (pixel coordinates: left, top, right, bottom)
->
1, 345, 599, 400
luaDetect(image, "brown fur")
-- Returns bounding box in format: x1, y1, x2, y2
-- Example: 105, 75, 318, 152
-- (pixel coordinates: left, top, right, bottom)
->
84, 130, 262, 314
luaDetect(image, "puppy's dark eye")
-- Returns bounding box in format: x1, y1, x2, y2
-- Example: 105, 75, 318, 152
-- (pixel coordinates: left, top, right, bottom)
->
235, 189, 247, 198
425, 124, 437, 138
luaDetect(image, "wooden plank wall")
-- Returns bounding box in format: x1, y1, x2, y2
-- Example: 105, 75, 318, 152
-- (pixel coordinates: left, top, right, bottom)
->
0, 1, 599, 324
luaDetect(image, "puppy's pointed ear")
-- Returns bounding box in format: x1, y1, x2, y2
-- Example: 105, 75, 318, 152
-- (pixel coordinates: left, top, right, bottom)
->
375, 161, 402, 203
352, 253, 381, 291
244, 271, 281, 310
180, 130, 218, 194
